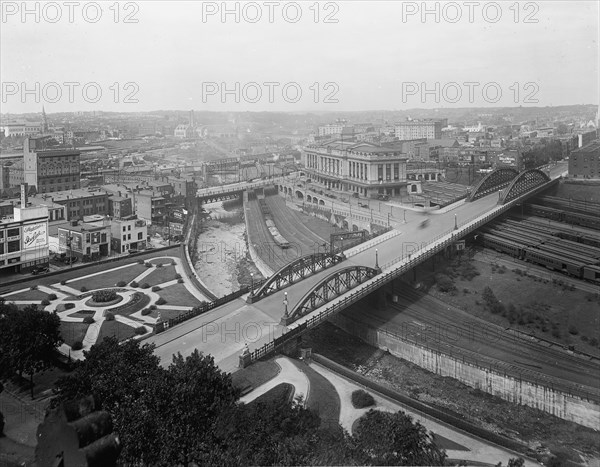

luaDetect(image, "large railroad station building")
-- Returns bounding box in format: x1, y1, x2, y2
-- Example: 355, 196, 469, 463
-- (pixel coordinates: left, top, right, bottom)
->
302, 141, 409, 197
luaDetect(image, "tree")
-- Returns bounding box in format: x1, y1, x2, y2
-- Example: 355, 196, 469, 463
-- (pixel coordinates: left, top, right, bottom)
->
0, 301, 62, 398
353, 409, 446, 465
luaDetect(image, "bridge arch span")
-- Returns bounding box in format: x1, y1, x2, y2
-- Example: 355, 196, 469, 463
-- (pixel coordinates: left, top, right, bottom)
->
468, 167, 519, 202
285, 265, 379, 324
499, 169, 550, 204
249, 253, 343, 303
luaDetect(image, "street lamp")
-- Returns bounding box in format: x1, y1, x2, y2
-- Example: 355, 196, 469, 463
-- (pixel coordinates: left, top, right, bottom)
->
250, 272, 254, 296
280, 292, 290, 325
375, 248, 379, 269
454, 214, 458, 230
67, 236, 73, 268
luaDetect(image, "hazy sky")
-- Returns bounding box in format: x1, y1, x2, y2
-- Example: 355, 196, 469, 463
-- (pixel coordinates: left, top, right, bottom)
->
1, 1, 598, 113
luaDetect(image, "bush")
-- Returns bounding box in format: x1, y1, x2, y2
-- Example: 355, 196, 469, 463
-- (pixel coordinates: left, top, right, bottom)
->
156, 263, 163, 268
141, 308, 152, 316
171, 261, 176, 266
41, 299, 50, 306
149, 305, 157, 311
83, 316, 95, 324
434, 273, 456, 293
64, 303, 75, 310
116, 281, 127, 287
144, 262, 152, 268
568, 325, 579, 335
177, 278, 184, 284
590, 337, 599, 347
156, 297, 166, 305
175, 273, 182, 280
80, 286, 88, 293
30, 285, 37, 290
48, 293, 57, 300
137, 259, 145, 264
60, 280, 66, 285
135, 326, 147, 335
351, 389, 375, 408
92, 289, 118, 303
151, 286, 161, 292
130, 281, 139, 288
141, 283, 150, 289
72, 341, 83, 350
105, 312, 115, 321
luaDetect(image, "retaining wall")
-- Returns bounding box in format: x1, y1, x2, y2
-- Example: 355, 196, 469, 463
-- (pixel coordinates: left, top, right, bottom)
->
330, 313, 600, 430
243, 193, 275, 278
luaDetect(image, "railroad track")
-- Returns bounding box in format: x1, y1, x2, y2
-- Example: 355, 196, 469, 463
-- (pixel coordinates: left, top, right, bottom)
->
372, 288, 600, 400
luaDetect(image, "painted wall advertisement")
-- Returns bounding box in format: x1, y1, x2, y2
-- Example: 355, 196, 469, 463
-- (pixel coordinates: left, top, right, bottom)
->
22, 222, 47, 250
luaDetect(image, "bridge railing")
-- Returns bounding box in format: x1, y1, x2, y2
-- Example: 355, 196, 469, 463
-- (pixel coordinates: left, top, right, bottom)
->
250, 179, 560, 361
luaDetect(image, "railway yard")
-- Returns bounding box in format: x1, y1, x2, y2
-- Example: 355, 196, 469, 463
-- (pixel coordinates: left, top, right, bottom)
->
245, 192, 346, 272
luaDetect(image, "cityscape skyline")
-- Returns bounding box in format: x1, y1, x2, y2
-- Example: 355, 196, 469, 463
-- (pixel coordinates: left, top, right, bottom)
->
1, 1, 598, 113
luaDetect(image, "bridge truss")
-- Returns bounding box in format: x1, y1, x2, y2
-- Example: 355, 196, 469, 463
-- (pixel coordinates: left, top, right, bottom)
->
467, 167, 519, 202
498, 169, 550, 205
284, 265, 379, 324
248, 253, 344, 303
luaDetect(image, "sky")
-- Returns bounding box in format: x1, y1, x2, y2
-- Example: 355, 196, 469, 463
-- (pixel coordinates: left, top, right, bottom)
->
1, 0, 598, 113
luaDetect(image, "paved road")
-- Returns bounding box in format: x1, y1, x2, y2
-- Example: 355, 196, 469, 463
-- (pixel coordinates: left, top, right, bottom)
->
150, 191, 508, 373
150, 165, 570, 374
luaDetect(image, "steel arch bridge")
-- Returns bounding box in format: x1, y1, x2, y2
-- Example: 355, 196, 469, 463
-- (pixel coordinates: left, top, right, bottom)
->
498, 169, 550, 205
248, 253, 344, 303
284, 265, 379, 324
467, 167, 519, 202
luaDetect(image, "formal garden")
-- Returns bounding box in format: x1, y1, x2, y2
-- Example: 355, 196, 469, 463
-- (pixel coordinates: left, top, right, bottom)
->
0, 256, 210, 359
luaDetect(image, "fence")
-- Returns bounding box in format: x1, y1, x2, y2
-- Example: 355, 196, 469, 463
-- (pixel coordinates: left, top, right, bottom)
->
249, 179, 561, 362
155, 277, 268, 333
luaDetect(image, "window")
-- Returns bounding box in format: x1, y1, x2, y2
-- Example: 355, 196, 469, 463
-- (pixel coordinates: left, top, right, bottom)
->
7, 228, 19, 237
7, 240, 20, 252
378, 165, 383, 181
123, 235, 126, 241
128, 234, 131, 240
138, 232, 143, 240
123, 226, 126, 232
128, 225, 131, 231
386, 164, 391, 181
101, 233, 106, 243
0, 243, 4, 254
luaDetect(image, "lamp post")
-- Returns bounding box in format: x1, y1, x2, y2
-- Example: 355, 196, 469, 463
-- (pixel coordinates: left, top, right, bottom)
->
454, 214, 458, 230
280, 292, 290, 325
250, 272, 254, 296
375, 248, 379, 269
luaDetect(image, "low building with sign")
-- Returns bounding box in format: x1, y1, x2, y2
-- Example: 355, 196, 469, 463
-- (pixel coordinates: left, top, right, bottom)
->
110, 216, 148, 254
58, 220, 111, 261
0, 204, 49, 273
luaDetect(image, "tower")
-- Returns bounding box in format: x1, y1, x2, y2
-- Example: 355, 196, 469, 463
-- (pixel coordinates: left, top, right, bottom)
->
41, 106, 48, 133
189, 110, 195, 128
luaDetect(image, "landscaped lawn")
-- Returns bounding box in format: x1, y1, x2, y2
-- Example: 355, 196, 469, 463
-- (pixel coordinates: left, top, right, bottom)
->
249, 383, 294, 406
60, 321, 91, 347
142, 265, 178, 286
157, 283, 203, 307
96, 320, 136, 343
110, 292, 150, 316
232, 359, 280, 392
68, 264, 148, 290
2, 288, 50, 301
68, 309, 96, 318
289, 359, 341, 429
148, 258, 176, 266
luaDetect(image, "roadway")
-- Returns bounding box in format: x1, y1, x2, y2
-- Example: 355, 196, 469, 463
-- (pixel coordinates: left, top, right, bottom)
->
150, 164, 574, 378
150, 190, 512, 372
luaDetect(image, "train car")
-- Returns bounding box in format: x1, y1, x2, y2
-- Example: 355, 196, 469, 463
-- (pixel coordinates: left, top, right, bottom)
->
273, 233, 291, 249
523, 247, 585, 278
583, 265, 600, 283
478, 232, 525, 258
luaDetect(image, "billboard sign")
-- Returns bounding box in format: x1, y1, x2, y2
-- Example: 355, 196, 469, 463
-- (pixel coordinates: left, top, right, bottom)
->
22, 222, 47, 250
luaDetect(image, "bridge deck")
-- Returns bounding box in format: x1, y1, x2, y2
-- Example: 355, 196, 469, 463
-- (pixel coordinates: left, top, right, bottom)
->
151, 192, 501, 370
150, 165, 583, 387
